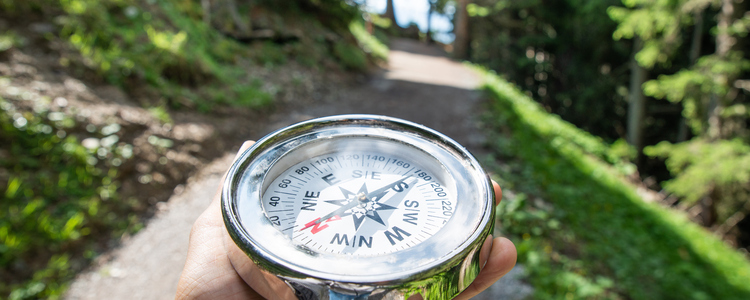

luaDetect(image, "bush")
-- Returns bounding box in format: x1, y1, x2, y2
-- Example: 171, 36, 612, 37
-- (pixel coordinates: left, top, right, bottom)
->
333, 40, 367, 71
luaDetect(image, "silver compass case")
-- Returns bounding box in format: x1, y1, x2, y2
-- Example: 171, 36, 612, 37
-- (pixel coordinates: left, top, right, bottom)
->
222, 115, 495, 300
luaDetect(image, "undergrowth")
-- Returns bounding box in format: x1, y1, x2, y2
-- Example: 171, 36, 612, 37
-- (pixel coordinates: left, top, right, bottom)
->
0, 95, 141, 299
349, 21, 388, 64
1, 0, 379, 111
478, 68, 750, 299
0, 1, 386, 299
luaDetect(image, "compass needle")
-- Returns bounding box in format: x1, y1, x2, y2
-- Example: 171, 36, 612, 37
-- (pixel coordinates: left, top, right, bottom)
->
222, 115, 494, 300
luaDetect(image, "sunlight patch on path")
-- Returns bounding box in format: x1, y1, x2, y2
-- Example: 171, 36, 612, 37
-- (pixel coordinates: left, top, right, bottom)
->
384, 49, 480, 90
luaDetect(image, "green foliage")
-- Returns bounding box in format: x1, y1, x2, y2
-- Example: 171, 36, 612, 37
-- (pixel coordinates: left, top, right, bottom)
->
0, 98, 138, 299
350, 21, 389, 62
0, 0, 379, 298
645, 139, 750, 212
255, 42, 287, 66
369, 13, 392, 29
232, 83, 273, 107
1, 0, 279, 110
147, 106, 173, 125
467, 0, 631, 140
0, 30, 23, 52
607, 0, 698, 68
643, 52, 750, 134
44, 0, 270, 109
468, 65, 636, 175
1, 0, 381, 111
333, 40, 367, 71
494, 190, 616, 299
480, 69, 750, 299
610, 0, 750, 234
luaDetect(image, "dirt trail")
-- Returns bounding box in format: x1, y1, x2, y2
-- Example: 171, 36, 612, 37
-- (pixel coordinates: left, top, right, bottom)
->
64, 38, 531, 300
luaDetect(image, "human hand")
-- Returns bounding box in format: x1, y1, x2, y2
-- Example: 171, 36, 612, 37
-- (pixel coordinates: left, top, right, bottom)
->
175, 141, 517, 300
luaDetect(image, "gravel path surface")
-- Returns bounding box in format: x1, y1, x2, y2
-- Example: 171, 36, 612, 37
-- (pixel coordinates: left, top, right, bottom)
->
64, 38, 532, 300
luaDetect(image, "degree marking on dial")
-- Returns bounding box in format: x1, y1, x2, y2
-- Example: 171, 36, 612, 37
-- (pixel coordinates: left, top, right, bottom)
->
309, 163, 322, 173
403, 166, 415, 175
417, 182, 434, 188
275, 191, 296, 196
289, 175, 307, 183
268, 209, 293, 213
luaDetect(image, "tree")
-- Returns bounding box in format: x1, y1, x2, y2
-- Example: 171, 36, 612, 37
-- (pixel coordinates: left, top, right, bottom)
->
608, 0, 693, 161
384, 0, 397, 25
615, 0, 750, 237
627, 37, 648, 162
453, 0, 470, 59
465, 0, 631, 139
426, 0, 450, 44
427, 0, 434, 43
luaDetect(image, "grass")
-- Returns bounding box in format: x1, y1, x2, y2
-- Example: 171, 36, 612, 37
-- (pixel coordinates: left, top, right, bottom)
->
477, 68, 750, 299
52, 0, 271, 110
0, 97, 139, 299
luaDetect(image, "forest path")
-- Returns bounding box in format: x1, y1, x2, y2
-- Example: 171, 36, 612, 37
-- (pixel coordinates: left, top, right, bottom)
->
64, 38, 531, 300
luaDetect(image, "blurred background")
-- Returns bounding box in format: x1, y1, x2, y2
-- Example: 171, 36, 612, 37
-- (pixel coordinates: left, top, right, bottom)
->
1, 0, 749, 299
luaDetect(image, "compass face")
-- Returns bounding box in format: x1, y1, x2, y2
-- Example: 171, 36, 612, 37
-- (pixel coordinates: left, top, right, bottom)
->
224, 115, 493, 282
260, 141, 457, 256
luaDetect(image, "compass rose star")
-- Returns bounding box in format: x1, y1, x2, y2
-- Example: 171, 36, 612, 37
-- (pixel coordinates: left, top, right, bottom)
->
325, 183, 397, 230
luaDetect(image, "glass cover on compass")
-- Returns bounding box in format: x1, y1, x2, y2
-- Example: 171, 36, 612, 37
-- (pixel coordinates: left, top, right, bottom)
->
224, 115, 493, 283
258, 137, 457, 257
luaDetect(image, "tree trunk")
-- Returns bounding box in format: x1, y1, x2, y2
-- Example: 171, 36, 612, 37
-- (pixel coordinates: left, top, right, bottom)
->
689, 11, 704, 64
453, 0, 470, 59
678, 10, 705, 142
202, 0, 211, 25
707, 0, 737, 140
426, 1, 434, 44
627, 37, 647, 164
384, 0, 397, 25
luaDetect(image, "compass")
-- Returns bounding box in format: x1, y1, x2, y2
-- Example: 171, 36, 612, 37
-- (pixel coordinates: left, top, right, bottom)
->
222, 115, 495, 300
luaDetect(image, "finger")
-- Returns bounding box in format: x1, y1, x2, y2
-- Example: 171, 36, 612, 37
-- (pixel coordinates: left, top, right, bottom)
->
224, 140, 297, 299
225, 231, 298, 300
453, 237, 517, 300
492, 180, 503, 206
234, 140, 255, 160
177, 189, 264, 300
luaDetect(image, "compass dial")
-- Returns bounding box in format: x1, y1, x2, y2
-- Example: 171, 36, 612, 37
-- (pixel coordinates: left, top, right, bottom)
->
261, 147, 457, 256
224, 115, 494, 296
